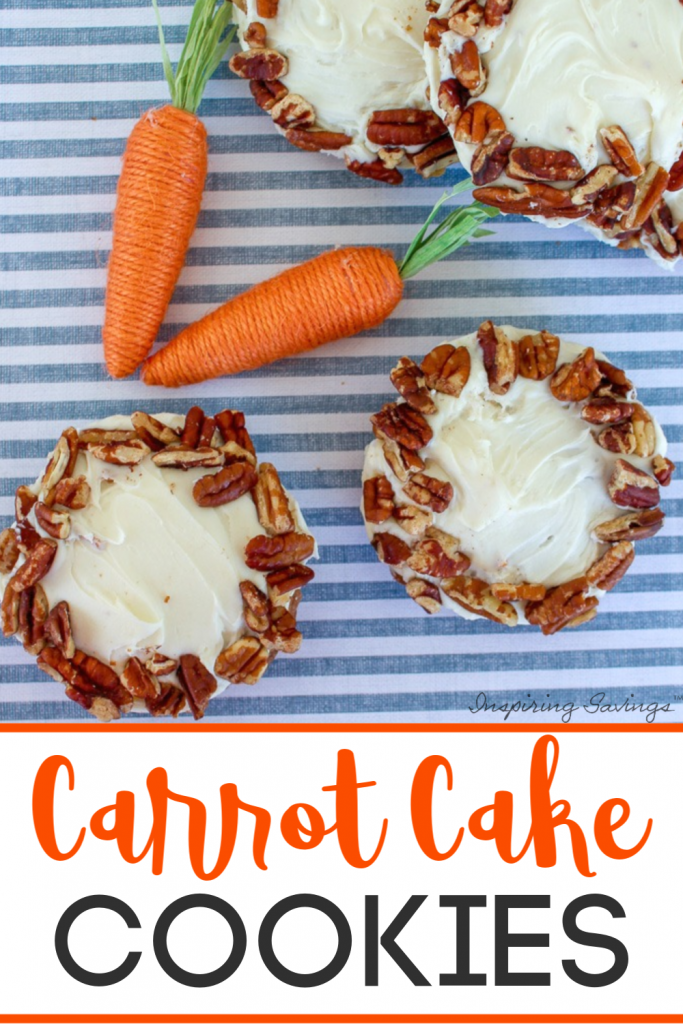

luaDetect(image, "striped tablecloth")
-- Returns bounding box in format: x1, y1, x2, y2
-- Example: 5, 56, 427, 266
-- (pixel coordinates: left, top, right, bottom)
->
1, 0, 682, 722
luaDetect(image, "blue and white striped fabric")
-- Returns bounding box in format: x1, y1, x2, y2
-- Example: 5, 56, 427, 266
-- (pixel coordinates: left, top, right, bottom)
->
1, 0, 682, 722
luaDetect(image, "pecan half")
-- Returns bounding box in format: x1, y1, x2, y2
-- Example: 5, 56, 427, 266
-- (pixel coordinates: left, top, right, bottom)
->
442, 576, 517, 626
586, 542, 635, 592
145, 652, 179, 677
592, 181, 636, 221
175, 654, 217, 720
10, 538, 57, 592
15, 485, 37, 523
367, 109, 445, 148
253, 463, 295, 534
424, 16, 449, 46
1, 584, 20, 637
518, 331, 560, 380
250, 78, 288, 111
380, 437, 425, 483
483, 0, 513, 26
390, 357, 436, 414
652, 455, 675, 487
220, 441, 257, 467
35, 503, 70, 540
285, 127, 352, 151
594, 508, 665, 543
271, 93, 316, 129
372, 532, 411, 566
421, 344, 471, 397
17, 522, 40, 554
0, 529, 19, 575
363, 475, 395, 525
53, 475, 91, 510
450, 40, 486, 93
18, 585, 49, 655
244, 21, 267, 48
526, 577, 598, 635
266, 564, 314, 599
181, 406, 206, 448
215, 637, 270, 685
508, 146, 584, 183
570, 165, 618, 206
621, 163, 669, 231
44, 601, 75, 659
438, 79, 468, 128
471, 130, 514, 185
89, 438, 150, 466
240, 580, 270, 634
152, 446, 224, 469
406, 578, 442, 614
229, 48, 288, 81
648, 202, 678, 259
630, 405, 656, 458
121, 657, 160, 700
392, 504, 433, 536
594, 360, 634, 400
131, 411, 179, 451
346, 158, 403, 186
550, 348, 602, 402
668, 151, 683, 192
490, 582, 547, 602
262, 605, 302, 653
371, 402, 433, 451
193, 462, 258, 508
42, 434, 72, 494
599, 125, 643, 178
449, 0, 483, 35
39, 647, 132, 721
403, 472, 454, 514
245, 531, 315, 571
406, 527, 470, 578
411, 135, 459, 178
582, 399, 634, 425
478, 320, 519, 395
78, 428, 137, 448
198, 416, 219, 449
608, 460, 660, 509
146, 683, 186, 717
454, 102, 505, 144
597, 421, 636, 455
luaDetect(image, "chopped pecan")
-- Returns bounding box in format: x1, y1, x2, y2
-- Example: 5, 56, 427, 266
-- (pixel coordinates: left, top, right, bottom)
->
366, 109, 445, 148
256, 0, 278, 16
372, 532, 411, 566
215, 637, 270, 685
0, 529, 19, 575
411, 135, 459, 178
15, 485, 37, 523
10, 538, 57, 593
285, 127, 352, 151
41, 434, 72, 494
1, 584, 19, 637
220, 441, 257, 467
377, 148, 405, 171
668, 150, 683, 192
131, 411, 179, 451
471, 130, 514, 185
406, 527, 471, 578
403, 472, 454, 514
380, 437, 425, 483
346, 158, 403, 186
570, 165, 618, 206
442, 576, 518, 626
448, 0, 483, 35
518, 331, 559, 380
371, 402, 433, 451
621, 163, 669, 231
450, 40, 486, 93
181, 406, 205, 448
508, 146, 584, 183
253, 463, 295, 534
652, 455, 675, 487
229, 48, 288, 81
594, 360, 634, 400
53, 475, 91, 510
35, 502, 70, 540
271, 93, 316, 129
599, 125, 643, 178
438, 79, 468, 128
582, 399, 634, 425
490, 582, 547, 602
483, 0, 513, 26
608, 459, 660, 509
44, 601, 75, 659
245, 531, 315, 571
244, 21, 267, 48
250, 78, 288, 112
390, 357, 436, 414
121, 657, 160, 700
146, 683, 186, 717
406, 578, 442, 614
526, 577, 598, 635
152, 446, 224, 469
18, 585, 49, 655
421, 344, 471, 397
363, 475, 395, 525
266, 564, 314, 599
594, 508, 665, 543
89, 438, 150, 466
262, 605, 302, 654
145, 651, 179, 677
193, 462, 258, 508
586, 542, 635, 592
550, 348, 602, 402
478, 320, 519, 395
630, 405, 656, 458
593, 181, 636, 222
424, 16, 449, 46
177, 654, 217, 720
454, 101, 505, 144
392, 504, 433, 536
240, 580, 271, 634
597, 421, 636, 455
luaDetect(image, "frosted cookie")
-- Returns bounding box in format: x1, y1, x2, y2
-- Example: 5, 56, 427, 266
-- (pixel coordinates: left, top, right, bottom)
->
424, 0, 683, 266
0, 408, 315, 720
230, 0, 458, 183
362, 325, 674, 633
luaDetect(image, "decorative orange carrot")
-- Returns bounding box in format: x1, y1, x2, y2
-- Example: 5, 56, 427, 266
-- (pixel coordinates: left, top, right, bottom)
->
142, 182, 496, 387
103, 0, 235, 379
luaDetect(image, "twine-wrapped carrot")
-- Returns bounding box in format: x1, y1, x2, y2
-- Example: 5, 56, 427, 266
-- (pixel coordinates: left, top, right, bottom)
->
142, 182, 496, 387
103, 0, 235, 379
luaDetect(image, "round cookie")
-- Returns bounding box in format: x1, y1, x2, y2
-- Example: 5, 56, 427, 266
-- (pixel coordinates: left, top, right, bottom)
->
362, 324, 673, 633
423, 0, 683, 265
231, 0, 458, 183
0, 408, 315, 720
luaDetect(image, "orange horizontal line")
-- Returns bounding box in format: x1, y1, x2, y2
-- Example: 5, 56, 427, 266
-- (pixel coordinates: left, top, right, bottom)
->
1, 1015, 680, 1023
0, 723, 680, 733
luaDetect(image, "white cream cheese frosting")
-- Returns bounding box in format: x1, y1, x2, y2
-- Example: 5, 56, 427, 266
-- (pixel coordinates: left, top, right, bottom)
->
362, 329, 668, 625
235, 0, 432, 163
6, 414, 310, 701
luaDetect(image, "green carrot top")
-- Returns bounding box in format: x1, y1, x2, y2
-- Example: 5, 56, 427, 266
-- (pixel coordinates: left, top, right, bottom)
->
152, 0, 236, 115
